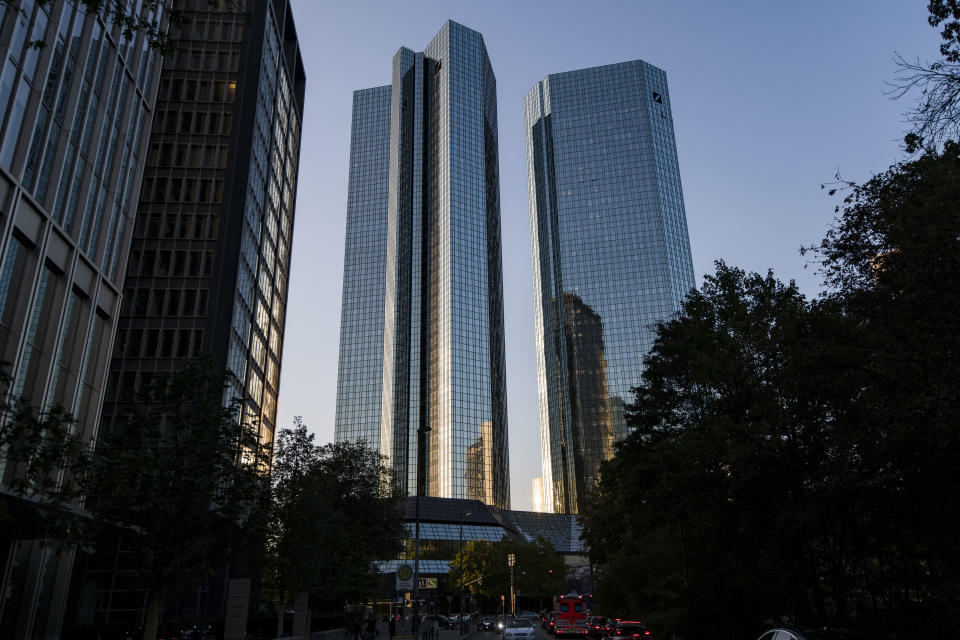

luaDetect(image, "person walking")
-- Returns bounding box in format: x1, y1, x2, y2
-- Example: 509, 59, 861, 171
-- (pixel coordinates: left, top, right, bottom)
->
389, 616, 397, 640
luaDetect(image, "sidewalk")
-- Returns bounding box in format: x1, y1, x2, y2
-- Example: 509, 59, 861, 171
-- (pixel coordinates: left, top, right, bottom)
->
394, 627, 481, 640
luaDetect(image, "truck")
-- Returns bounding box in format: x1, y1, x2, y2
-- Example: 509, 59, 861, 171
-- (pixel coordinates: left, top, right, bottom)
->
551, 595, 591, 635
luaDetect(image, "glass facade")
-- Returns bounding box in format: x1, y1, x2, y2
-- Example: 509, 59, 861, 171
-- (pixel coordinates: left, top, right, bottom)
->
524, 60, 695, 514
335, 21, 509, 509
0, 0, 162, 636
101, 0, 304, 465
89, 0, 305, 628
335, 85, 391, 450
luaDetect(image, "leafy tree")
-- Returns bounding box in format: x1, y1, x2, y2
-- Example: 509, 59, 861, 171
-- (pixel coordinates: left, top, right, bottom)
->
0, 368, 89, 539
812, 141, 960, 630
450, 536, 566, 610
267, 421, 404, 611
84, 360, 271, 640
582, 143, 960, 639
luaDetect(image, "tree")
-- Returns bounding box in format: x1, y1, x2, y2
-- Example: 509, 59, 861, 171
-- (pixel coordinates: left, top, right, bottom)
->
84, 359, 271, 640
889, 1, 960, 151
449, 536, 566, 611
267, 421, 404, 611
0, 368, 89, 540
582, 144, 960, 639
812, 142, 960, 631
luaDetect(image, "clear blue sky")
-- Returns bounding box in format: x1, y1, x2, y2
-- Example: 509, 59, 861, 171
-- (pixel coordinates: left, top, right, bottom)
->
277, 0, 937, 510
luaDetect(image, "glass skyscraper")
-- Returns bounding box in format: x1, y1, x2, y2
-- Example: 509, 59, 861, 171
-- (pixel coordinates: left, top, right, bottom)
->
524, 60, 695, 514
89, 0, 304, 628
336, 21, 509, 509
101, 0, 304, 456
0, 1, 161, 635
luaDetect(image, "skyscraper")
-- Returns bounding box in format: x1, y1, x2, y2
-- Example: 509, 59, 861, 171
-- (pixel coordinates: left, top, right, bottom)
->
100, 0, 304, 460
525, 60, 695, 514
335, 21, 509, 509
0, 1, 162, 634
85, 0, 304, 628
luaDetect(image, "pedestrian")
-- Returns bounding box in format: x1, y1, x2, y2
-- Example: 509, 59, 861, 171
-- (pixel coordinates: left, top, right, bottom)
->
389, 616, 397, 640
366, 614, 377, 640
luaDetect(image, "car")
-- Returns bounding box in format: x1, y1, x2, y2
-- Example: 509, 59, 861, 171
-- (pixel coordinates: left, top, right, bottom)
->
502, 619, 537, 640
586, 616, 610, 638
496, 615, 515, 633
543, 612, 555, 632
478, 616, 496, 632
424, 615, 455, 630
606, 621, 651, 640
517, 611, 540, 622
554, 618, 590, 638
756, 629, 863, 640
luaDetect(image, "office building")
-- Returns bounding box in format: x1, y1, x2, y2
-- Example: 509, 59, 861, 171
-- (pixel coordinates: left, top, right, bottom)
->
376, 496, 590, 602
82, 0, 304, 628
524, 60, 695, 514
335, 21, 509, 509
0, 1, 163, 635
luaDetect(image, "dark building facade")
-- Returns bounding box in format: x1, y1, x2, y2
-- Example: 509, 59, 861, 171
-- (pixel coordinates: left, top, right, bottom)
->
83, 0, 304, 628
0, 0, 162, 636
335, 21, 509, 509
524, 60, 695, 514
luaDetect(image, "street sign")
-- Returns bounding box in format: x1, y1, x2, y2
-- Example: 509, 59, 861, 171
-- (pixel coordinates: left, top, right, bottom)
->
417, 577, 438, 589
396, 564, 414, 591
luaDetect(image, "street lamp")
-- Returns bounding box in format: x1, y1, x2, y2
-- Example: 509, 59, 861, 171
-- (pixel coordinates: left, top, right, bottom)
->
458, 511, 472, 635
412, 422, 431, 636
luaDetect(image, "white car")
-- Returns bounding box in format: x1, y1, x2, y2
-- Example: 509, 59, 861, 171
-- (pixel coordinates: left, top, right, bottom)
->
503, 619, 537, 640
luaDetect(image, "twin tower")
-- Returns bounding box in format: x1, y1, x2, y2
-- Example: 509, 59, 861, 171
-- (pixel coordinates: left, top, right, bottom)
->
333, 21, 694, 515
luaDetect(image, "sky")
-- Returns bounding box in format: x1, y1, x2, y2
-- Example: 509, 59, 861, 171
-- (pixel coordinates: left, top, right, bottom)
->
276, 0, 938, 511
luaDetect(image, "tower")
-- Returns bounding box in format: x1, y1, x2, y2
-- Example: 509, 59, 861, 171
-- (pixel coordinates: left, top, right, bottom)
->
525, 60, 695, 514
335, 21, 509, 509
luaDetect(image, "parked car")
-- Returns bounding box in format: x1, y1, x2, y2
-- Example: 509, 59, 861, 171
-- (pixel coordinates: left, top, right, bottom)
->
478, 616, 496, 632
606, 621, 651, 640
502, 619, 537, 640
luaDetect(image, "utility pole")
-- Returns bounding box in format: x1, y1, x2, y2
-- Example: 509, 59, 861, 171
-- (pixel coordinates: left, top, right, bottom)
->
412, 422, 431, 637
458, 511, 472, 635
507, 553, 515, 616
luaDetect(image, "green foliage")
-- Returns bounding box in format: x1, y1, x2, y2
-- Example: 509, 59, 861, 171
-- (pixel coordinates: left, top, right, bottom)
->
0, 369, 89, 539
267, 420, 404, 609
449, 536, 566, 604
84, 359, 271, 640
582, 145, 960, 639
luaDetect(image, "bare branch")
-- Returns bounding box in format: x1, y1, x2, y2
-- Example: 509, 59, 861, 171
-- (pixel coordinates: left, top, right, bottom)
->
887, 52, 960, 152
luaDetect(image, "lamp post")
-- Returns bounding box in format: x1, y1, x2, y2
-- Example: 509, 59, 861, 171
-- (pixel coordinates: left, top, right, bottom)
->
412, 422, 431, 636
507, 553, 515, 617
458, 511, 471, 635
